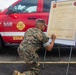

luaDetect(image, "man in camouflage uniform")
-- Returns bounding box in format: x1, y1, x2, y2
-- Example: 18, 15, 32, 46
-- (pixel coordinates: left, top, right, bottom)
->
13, 19, 56, 75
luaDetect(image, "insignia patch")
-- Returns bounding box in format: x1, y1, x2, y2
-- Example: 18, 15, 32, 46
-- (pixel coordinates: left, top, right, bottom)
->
16, 21, 25, 30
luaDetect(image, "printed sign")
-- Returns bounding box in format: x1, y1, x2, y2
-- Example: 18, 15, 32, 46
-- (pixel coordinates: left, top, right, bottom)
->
47, 1, 76, 40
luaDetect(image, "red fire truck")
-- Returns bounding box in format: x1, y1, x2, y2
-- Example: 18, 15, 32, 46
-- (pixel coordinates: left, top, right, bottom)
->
0, 0, 53, 50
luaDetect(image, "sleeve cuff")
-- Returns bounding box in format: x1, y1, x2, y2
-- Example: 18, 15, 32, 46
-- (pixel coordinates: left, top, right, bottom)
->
43, 41, 50, 47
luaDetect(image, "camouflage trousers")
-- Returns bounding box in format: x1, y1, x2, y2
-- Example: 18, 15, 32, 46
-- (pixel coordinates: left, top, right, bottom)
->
17, 47, 40, 75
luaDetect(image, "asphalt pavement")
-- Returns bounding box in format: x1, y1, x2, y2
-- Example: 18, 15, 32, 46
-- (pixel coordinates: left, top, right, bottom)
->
0, 63, 76, 75
0, 45, 76, 75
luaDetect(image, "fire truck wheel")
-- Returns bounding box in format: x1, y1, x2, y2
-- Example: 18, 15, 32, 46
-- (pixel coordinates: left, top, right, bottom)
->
0, 35, 5, 51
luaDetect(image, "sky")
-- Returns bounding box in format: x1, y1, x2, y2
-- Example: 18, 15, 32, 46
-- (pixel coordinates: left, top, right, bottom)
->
0, 0, 17, 10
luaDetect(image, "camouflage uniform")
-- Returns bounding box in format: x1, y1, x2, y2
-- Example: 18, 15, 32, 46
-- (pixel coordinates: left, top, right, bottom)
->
17, 28, 49, 75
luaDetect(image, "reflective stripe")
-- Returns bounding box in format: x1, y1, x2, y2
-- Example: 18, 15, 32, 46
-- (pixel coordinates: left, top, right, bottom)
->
0, 32, 47, 36
0, 32, 25, 36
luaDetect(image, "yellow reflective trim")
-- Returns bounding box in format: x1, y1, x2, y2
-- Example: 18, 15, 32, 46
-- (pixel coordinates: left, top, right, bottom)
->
13, 36, 24, 40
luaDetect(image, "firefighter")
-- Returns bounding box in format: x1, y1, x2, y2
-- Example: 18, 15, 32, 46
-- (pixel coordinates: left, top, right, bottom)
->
13, 19, 56, 75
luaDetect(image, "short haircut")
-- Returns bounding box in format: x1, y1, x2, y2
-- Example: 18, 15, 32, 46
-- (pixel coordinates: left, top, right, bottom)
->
36, 19, 46, 26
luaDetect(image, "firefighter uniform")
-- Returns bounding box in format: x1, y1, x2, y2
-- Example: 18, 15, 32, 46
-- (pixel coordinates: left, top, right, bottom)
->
17, 28, 49, 75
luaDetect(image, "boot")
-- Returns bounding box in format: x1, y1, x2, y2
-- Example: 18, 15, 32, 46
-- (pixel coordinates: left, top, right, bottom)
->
13, 70, 25, 75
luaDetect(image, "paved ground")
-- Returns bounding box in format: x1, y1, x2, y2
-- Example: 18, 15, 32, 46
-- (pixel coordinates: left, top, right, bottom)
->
0, 63, 76, 75
0, 45, 76, 75
0, 45, 76, 62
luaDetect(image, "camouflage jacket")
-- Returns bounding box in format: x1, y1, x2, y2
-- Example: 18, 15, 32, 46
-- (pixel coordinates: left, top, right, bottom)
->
18, 28, 49, 54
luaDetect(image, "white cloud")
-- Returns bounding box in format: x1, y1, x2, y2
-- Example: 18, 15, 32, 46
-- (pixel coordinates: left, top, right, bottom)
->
0, 0, 17, 10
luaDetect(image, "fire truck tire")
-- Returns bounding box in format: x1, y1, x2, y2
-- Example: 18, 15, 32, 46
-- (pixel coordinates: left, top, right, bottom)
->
0, 35, 5, 51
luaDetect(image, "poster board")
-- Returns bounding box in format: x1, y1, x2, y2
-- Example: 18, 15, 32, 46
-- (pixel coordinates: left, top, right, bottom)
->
47, 0, 76, 46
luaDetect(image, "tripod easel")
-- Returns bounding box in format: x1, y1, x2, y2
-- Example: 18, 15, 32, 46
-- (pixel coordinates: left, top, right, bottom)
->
42, 45, 74, 75
42, 44, 61, 69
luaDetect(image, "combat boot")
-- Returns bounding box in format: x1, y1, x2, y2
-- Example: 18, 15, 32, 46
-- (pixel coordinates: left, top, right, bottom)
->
13, 70, 25, 75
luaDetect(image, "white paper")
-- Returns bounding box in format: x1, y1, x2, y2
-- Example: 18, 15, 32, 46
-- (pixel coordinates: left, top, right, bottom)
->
49, 39, 75, 46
